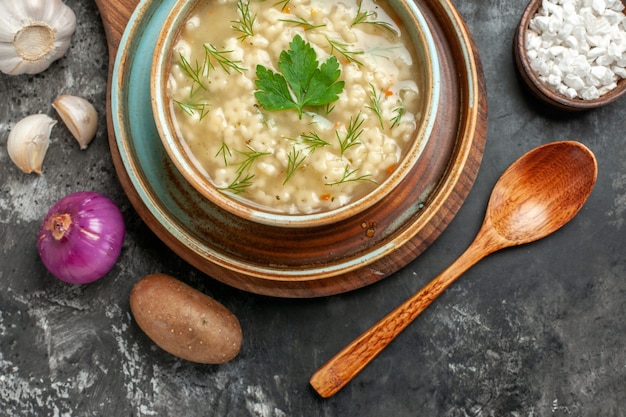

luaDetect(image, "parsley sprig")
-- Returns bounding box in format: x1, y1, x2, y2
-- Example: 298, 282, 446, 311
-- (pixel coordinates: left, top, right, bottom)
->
255, 35, 345, 119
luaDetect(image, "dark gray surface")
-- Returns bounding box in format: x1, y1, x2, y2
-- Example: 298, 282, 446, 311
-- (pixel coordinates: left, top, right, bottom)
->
1, 0, 625, 416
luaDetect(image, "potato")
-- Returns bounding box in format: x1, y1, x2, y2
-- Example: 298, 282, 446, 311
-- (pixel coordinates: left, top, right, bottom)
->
129, 273, 242, 364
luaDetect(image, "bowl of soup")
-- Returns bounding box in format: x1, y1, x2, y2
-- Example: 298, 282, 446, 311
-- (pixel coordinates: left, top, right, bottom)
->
152, 0, 439, 228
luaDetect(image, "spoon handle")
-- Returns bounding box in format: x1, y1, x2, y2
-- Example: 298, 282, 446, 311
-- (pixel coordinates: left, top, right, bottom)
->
310, 230, 499, 398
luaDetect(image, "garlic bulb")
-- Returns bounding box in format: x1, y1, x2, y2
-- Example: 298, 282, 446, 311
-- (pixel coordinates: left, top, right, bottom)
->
7, 114, 56, 174
53, 95, 98, 149
0, 0, 76, 75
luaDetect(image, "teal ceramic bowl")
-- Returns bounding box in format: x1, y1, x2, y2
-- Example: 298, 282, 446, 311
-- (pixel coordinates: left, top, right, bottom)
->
151, 0, 440, 228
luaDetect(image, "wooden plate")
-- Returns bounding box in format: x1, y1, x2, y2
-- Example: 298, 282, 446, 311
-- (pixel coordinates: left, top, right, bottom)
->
95, 0, 487, 298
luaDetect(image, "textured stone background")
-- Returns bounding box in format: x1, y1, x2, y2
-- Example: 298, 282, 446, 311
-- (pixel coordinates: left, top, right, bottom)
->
1, 0, 625, 416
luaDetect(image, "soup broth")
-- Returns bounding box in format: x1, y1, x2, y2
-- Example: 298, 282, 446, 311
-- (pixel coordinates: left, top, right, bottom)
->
167, 0, 424, 214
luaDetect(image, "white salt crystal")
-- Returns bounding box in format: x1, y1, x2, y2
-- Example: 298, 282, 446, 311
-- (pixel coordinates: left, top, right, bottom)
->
543, 0, 562, 18
588, 46, 608, 59
530, 15, 551, 32
564, 34, 579, 48
586, 74, 602, 87
558, 22, 575, 38
564, 73, 585, 89
532, 59, 553, 77
603, 9, 624, 24
587, 17, 613, 35
547, 73, 562, 86
590, 65, 613, 83
571, 55, 591, 74
608, 41, 625, 59
563, 2, 577, 17
598, 82, 618, 94
585, 34, 606, 47
580, 85, 601, 99
526, 31, 543, 50
549, 45, 567, 56
597, 54, 615, 66
613, 65, 626, 77
591, 0, 606, 16
564, 86, 579, 98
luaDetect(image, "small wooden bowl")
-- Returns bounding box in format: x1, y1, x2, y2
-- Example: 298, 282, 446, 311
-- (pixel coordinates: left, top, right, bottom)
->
514, 0, 626, 111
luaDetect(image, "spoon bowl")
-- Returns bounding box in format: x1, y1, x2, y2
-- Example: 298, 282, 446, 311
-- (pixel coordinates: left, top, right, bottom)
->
514, 0, 626, 111
310, 140, 597, 398
487, 141, 597, 243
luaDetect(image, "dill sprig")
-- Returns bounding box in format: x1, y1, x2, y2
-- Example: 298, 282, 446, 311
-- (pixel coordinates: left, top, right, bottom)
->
281, 132, 329, 183
280, 15, 326, 30
274, 0, 291, 11
351, 1, 396, 33
337, 112, 365, 156
366, 84, 384, 130
203, 44, 247, 75
174, 100, 211, 120
218, 146, 269, 194
215, 140, 232, 165
284, 146, 307, 184
366, 45, 402, 60
178, 44, 246, 102
231, 0, 256, 41
390, 104, 404, 128
300, 131, 330, 150
234, 146, 270, 175
326, 165, 375, 185
178, 53, 208, 94
325, 37, 364, 66
219, 172, 255, 194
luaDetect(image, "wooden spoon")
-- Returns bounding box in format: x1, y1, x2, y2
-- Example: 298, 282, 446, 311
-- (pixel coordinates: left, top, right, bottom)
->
310, 140, 597, 398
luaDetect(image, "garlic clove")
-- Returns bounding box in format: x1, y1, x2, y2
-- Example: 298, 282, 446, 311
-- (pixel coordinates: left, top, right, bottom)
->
52, 95, 98, 150
7, 114, 56, 175
0, 0, 76, 75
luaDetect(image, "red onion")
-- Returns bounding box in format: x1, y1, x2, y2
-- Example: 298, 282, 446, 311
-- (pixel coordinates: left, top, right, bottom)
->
37, 191, 125, 284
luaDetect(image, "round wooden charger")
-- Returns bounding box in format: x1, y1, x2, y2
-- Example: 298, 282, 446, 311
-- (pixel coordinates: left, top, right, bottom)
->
95, 0, 488, 298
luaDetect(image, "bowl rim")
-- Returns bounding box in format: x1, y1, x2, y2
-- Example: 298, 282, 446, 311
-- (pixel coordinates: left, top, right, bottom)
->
151, 0, 441, 227
514, 0, 626, 111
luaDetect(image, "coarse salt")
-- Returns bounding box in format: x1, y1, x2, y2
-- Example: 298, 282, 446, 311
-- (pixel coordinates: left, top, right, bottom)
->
526, 0, 626, 100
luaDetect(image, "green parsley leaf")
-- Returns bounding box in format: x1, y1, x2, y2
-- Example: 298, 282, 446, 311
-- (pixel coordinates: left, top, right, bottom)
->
254, 35, 345, 118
